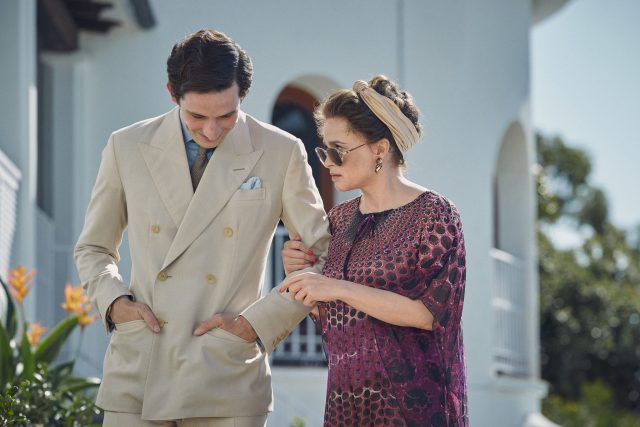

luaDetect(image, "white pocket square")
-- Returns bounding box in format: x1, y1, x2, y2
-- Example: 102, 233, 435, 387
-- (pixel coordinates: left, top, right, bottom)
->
240, 176, 262, 190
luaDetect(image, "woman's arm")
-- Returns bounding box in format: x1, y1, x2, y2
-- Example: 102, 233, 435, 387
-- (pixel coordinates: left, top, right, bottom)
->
280, 273, 434, 330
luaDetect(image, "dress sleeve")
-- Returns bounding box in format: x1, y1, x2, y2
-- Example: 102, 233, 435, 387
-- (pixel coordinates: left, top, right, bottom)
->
412, 200, 466, 332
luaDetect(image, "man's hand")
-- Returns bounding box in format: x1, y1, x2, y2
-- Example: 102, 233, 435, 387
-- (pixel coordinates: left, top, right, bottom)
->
192, 313, 258, 341
109, 296, 161, 333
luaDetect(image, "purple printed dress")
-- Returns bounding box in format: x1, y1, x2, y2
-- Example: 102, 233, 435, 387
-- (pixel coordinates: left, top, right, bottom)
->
317, 191, 468, 426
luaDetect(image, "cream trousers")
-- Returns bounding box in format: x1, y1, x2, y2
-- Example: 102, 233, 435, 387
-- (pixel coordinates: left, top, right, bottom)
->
102, 412, 268, 427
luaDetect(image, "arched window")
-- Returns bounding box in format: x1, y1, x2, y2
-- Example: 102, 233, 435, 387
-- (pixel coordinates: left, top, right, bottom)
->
271, 85, 333, 212
492, 122, 534, 377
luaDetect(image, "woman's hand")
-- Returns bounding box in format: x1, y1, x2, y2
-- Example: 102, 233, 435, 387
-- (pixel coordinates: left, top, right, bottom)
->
310, 305, 320, 318
279, 272, 344, 307
283, 270, 435, 331
282, 234, 318, 274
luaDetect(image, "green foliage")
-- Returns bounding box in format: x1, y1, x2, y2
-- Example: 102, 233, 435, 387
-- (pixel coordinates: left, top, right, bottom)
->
290, 417, 306, 427
537, 133, 640, 419
18, 332, 34, 381
536, 134, 608, 232
543, 381, 640, 427
539, 228, 640, 404
33, 316, 79, 365
0, 363, 100, 427
0, 318, 13, 387
0, 271, 102, 425
0, 276, 18, 339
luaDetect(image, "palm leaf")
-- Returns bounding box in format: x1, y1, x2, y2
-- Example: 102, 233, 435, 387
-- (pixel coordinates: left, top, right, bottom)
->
60, 376, 101, 393
0, 323, 15, 388
50, 360, 75, 387
34, 315, 79, 364
0, 276, 17, 338
19, 331, 35, 380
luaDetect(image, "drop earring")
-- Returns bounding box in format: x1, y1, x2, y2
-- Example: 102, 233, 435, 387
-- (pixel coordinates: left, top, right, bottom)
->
375, 157, 383, 173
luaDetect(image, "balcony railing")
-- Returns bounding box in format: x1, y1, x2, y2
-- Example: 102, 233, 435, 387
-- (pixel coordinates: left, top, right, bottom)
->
490, 248, 530, 377
266, 225, 326, 365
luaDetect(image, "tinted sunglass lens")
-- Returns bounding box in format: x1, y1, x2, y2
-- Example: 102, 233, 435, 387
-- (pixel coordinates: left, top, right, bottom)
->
328, 148, 343, 166
315, 147, 343, 166
315, 147, 328, 164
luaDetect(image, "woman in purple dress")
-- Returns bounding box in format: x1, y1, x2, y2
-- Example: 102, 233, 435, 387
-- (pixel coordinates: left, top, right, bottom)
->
279, 76, 468, 427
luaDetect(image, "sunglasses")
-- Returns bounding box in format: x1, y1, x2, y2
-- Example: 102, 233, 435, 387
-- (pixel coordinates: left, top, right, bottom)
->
314, 143, 367, 166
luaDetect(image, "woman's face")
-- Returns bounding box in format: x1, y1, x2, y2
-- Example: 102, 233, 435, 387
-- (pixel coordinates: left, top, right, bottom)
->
320, 117, 377, 192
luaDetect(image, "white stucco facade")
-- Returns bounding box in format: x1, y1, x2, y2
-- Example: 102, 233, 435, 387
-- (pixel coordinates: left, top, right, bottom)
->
0, 0, 572, 425
0, 0, 38, 319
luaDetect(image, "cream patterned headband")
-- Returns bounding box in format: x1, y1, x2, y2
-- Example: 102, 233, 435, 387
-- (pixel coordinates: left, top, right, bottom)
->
352, 80, 420, 153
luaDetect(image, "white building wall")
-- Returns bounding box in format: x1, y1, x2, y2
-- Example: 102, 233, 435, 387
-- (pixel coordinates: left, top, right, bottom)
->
401, 1, 546, 425
0, 0, 38, 319
36, 53, 108, 367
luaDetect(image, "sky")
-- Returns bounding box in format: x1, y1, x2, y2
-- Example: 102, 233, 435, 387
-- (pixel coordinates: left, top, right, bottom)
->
531, 0, 640, 231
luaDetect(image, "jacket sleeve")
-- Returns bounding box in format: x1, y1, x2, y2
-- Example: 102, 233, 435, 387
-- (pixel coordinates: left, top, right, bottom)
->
240, 139, 330, 354
74, 135, 133, 332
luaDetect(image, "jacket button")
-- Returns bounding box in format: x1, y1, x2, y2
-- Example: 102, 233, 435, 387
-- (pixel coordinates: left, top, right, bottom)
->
206, 274, 217, 285
223, 227, 234, 238
151, 224, 161, 234
158, 271, 168, 281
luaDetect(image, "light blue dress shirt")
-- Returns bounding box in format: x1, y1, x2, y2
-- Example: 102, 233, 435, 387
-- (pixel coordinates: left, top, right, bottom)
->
179, 112, 214, 169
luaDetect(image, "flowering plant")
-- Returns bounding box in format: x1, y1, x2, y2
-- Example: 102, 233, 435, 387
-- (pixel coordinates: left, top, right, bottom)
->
0, 266, 101, 425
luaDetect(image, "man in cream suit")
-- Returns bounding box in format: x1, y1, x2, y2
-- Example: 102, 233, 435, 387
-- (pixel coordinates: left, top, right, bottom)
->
75, 29, 329, 426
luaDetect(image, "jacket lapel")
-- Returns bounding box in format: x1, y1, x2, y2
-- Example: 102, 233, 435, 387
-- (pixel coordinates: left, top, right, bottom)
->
162, 112, 263, 269
139, 107, 193, 228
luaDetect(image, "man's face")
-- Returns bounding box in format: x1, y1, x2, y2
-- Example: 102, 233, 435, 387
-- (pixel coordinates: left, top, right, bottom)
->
173, 83, 242, 149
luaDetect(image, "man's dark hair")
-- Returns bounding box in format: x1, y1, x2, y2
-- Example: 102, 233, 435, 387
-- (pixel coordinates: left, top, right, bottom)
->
167, 29, 253, 101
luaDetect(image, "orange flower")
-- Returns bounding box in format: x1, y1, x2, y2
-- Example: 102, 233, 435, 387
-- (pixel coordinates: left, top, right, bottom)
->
61, 283, 97, 328
77, 310, 98, 327
61, 284, 86, 313
8, 266, 36, 305
26, 322, 48, 346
